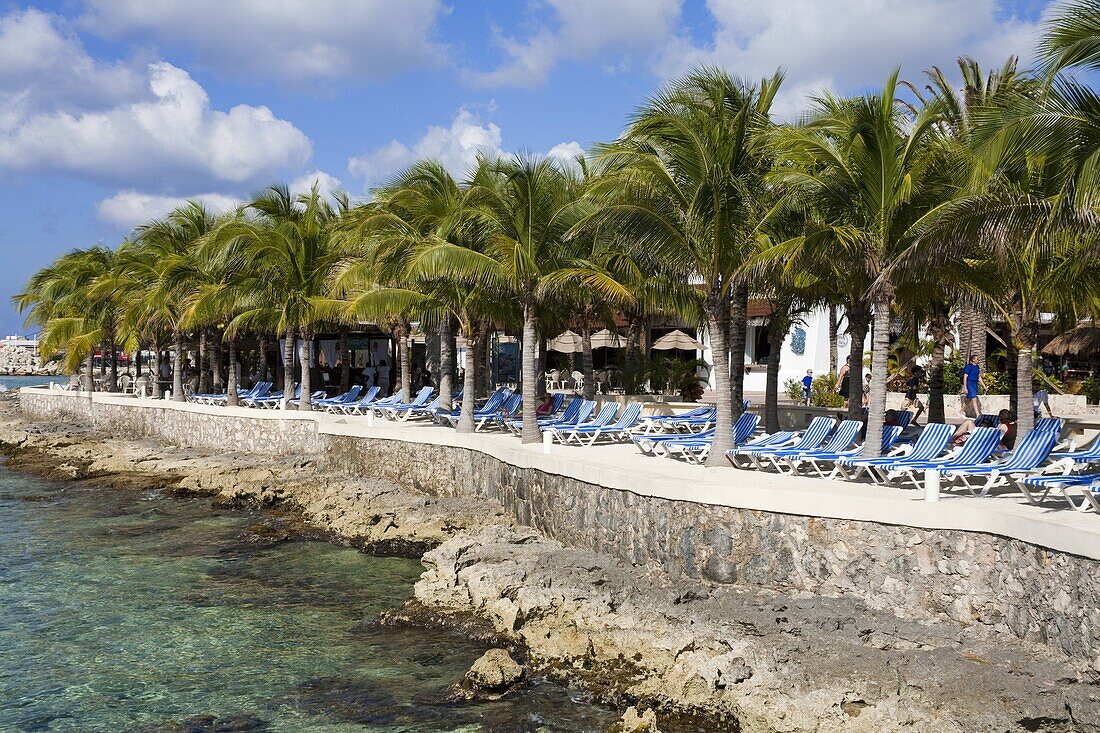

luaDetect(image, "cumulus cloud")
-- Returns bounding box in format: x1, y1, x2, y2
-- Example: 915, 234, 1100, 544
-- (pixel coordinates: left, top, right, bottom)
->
466, 0, 682, 88
289, 170, 344, 199
657, 0, 1042, 117
0, 8, 313, 191
97, 191, 241, 230
349, 109, 504, 187
79, 0, 448, 84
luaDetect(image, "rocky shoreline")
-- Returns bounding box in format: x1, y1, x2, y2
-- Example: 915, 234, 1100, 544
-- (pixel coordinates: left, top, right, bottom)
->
2, 397, 1097, 732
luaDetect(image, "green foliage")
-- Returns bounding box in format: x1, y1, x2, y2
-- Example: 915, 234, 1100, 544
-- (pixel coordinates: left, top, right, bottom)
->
783, 378, 804, 401
1080, 377, 1100, 404
810, 372, 845, 407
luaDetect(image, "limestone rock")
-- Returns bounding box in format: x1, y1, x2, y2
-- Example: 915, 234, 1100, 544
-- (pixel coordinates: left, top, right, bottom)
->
462, 648, 524, 692
609, 706, 661, 732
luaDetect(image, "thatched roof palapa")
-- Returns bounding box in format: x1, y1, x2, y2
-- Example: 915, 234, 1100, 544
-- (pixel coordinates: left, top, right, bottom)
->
1042, 326, 1100, 357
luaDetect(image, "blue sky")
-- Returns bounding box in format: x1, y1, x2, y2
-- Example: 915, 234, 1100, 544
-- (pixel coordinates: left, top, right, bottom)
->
0, 0, 1056, 336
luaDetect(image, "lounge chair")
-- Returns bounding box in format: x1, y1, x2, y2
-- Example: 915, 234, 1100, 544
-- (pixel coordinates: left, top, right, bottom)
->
549, 403, 620, 443
834, 422, 955, 482
211, 381, 272, 406
720, 430, 797, 465
328, 386, 380, 414
528, 399, 595, 434
314, 385, 363, 408
405, 389, 463, 420
1017, 473, 1100, 511
896, 410, 913, 429
728, 416, 835, 469
443, 387, 512, 428
504, 396, 584, 434
564, 403, 644, 445
485, 394, 524, 431
785, 425, 902, 479
356, 390, 406, 415
633, 406, 714, 435
246, 384, 299, 409
382, 386, 435, 420
880, 427, 1003, 490
765, 420, 863, 474
940, 429, 1059, 496
664, 413, 762, 463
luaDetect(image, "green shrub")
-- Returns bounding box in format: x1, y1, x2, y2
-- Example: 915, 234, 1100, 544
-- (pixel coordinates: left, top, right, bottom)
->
1081, 377, 1100, 405
811, 372, 845, 407
784, 378, 804, 401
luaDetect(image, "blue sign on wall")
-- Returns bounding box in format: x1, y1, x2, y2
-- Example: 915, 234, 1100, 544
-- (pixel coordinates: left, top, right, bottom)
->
791, 326, 806, 356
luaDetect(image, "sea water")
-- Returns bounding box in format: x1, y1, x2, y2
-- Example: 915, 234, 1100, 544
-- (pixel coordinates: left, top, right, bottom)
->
0, 466, 619, 732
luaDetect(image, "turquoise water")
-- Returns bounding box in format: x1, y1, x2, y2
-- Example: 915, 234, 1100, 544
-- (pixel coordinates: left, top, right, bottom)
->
0, 468, 619, 732
1, 375, 54, 390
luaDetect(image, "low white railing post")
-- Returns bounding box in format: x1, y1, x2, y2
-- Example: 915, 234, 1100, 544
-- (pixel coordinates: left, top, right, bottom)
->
924, 469, 940, 502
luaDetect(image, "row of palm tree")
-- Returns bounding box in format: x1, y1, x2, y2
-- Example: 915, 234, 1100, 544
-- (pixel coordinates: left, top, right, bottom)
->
17, 0, 1100, 464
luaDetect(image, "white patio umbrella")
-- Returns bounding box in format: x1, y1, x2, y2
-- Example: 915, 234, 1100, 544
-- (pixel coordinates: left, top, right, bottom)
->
651, 329, 705, 351
589, 329, 624, 349
547, 330, 583, 353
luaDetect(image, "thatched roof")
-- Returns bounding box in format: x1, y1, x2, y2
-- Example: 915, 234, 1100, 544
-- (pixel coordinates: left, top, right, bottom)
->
1043, 326, 1100, 357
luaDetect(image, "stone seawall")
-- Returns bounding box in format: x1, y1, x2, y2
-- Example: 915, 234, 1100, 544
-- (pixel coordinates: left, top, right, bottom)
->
20, 389, 1100, 669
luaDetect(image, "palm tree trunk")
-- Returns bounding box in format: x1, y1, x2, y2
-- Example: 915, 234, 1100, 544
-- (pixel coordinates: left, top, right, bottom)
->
1006, 337, 1018, 417
212, 333, 223, 390
83, 352, 95, 392
846, 303, 869, 420
282, 326, 296, 410
172, 331, 185, 402
197, 329, 209, 395
107, 334, 118, 393
135, 345, 142, 378
151, 335, 162, 399
1016, 322, 1037, 437
580, 316, 595, 400
457, 326, 479, 433
259, 334, 270, 386
482, 326, 494, 398
705, 296, 733, 467
828, 304, 839, 374
338, 325, 350, 393
927, 305, 951, 424
765, 321, 784, 433
520, 304, 541, 444
959, 303, 988, 371
864, 295, 892, 458
728, 283, 748, 420
396, 322, 411, 400
299, 329, 313, 411
439, 315, 454, 413
227, 339, 240, 407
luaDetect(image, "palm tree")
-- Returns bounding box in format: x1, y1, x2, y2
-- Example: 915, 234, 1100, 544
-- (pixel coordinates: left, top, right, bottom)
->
472, 155, 584, 444
593, 68, 782, 464
14, 247, 119, 389
767, 71, 943, 457
216, 185, 345, 411
136, 202, 220, 401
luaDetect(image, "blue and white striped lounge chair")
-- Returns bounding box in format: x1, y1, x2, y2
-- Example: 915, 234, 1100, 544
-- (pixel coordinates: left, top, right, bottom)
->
722, 430, 796, 465
286, 390, 328, 409
728, 416, 835, 470
550, 403, 619, 443
786, 425, 902, 479
881, 427, 1003, 490
1047, 433, 1100, 469
666, 412, 762, 463
248, 384, 299, 409
563, 403, 643, 446
213, 381, 272, 406
329, 386, 380, 414
406, 389, 463, 420
539, 400, 596, 434
314, 384, 362, 408
443, 387, 511, 427
834, 422, 954, 483
356, 389, 406, 416
1017, 473, 1100, 511
765, 419, 863, 474
382, 386, 435, 419
633, 406, 714, 435
505, 396, 583, 434
486, 394, 524, 431
895, 410, 913, 429
1035, 417, 1065, 434
941, 429, 1058, 496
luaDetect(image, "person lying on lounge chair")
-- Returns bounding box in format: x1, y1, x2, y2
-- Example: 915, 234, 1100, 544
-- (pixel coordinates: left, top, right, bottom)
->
536, 393, 555, 416
953, 409, 1016, 450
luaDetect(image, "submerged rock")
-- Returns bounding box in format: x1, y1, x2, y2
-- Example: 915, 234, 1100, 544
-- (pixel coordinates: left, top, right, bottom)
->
127, 713, 268, 732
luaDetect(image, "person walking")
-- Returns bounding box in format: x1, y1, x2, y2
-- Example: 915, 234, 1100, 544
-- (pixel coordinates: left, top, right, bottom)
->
836, 356, 851, 408
1033, 380, 1054, 421
801, 370, 813, 405
961, 355, 982, 418
902, 365, 926, 425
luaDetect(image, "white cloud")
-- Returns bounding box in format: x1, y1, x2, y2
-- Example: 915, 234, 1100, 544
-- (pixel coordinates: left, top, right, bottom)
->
657, 0, 1042, 118
466, 0, 682, 88
348, 109, 586, 188
349, 109, 504, 186
80, 0, 448, 84
0, 38, 312, 190
289, 170, 343, 199
97, 191, 241, 230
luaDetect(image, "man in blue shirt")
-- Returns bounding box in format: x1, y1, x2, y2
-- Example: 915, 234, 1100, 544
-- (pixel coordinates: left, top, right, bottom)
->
961, 355, 981, 417
801, 370, 813, 405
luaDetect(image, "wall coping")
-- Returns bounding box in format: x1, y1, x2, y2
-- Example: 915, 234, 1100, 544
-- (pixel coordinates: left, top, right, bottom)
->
24, 386, 1100, 560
